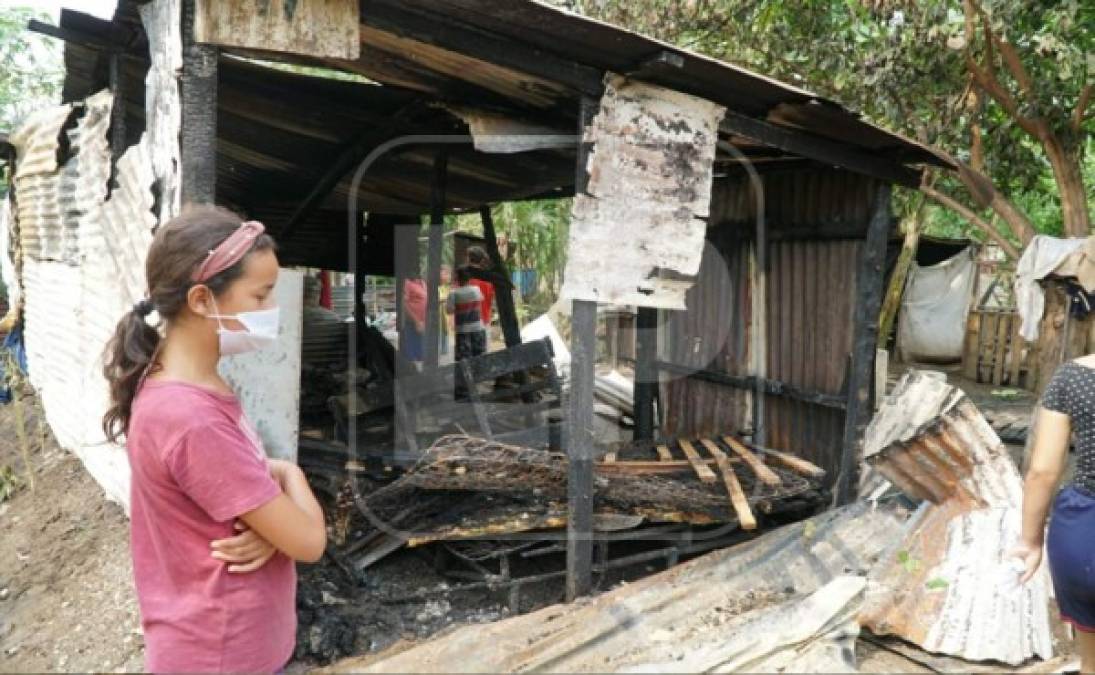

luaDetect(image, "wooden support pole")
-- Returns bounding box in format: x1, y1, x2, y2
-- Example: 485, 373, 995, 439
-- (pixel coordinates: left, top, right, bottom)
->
837, 184, 892, 505
108, 52, 127, 161
179, 0, 217, 205
634, 306, 658, 440
566, 95, 598, 603
424, 149, 448, 369
480, 206, 522, 348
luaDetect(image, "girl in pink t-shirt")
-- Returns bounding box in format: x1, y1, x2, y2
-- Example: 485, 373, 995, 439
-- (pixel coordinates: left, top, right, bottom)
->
102, 205, 326, 673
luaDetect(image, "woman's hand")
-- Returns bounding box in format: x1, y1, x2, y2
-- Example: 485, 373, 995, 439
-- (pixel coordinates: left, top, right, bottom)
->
210, 520, 277, 573
1011, 539, 1044, 585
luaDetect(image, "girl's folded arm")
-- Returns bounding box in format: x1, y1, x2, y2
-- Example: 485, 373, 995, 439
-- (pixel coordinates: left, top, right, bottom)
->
241, 462, 326, 562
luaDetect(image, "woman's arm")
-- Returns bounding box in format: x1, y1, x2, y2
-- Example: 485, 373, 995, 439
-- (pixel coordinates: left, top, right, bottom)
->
239, 460, 326, 562
1015, 406, 1070, 582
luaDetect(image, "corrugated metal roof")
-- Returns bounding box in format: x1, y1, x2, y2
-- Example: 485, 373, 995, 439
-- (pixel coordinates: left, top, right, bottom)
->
858, 371, 1055, 665
51, 0, 942, 271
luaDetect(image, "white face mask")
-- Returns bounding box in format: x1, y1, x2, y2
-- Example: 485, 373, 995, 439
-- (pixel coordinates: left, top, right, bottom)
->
208, 298, 280, 356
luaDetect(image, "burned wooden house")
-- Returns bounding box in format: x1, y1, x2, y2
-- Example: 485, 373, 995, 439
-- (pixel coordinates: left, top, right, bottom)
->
1, 0, 943, 601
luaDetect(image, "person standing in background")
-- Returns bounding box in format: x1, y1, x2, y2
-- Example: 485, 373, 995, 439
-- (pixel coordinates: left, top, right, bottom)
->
446, 266, 486, 362
402, 277, 426, 366
465, 246, 495, 347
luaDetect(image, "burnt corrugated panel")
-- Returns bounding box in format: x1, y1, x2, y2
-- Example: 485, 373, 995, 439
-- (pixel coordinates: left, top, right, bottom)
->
9, 90, 155, 507
859, 370, 1054, 665
331, 501, 905, 672
663, 168, 879, 483
9, 104, 75, 263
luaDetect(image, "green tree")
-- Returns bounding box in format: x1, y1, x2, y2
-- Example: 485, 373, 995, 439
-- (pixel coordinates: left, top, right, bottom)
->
1, 6, 63, 193
566, 0, 1092, 257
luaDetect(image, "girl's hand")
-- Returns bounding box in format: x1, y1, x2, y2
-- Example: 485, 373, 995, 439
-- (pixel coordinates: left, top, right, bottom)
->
1011, 539, 1044, 585
210, 520, 277, 573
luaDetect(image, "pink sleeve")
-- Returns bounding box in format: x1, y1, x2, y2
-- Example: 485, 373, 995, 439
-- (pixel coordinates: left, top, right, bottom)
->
165, 421, 282, 522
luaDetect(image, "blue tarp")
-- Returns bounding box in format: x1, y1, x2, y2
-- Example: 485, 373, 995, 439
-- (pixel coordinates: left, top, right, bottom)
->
0, 325, 27, 404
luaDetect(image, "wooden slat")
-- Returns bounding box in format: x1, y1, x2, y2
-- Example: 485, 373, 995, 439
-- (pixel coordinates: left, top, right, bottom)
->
655, 444, 674, 461
992, 313, 1010, 385
603, 452, 617, 463
1009, 315, 1024, 387
962, 310, 981, 380
697, 440, 756, 530
676, 439, 718, 484
760, 447, 826, 479
978, 312, 997, 383
718, 436, 782, 486
595, 458, 727, 475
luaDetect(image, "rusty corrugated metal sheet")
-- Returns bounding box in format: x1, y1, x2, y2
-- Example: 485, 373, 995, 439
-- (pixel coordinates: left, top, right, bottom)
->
9, 103, 77, 263
8, 90, 159, 506
329, 501, 905, 673
858, 370, 1054, 665
663, 168, 880, 483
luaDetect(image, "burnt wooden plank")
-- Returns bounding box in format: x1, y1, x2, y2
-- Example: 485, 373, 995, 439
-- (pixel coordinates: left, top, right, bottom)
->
698, 439, 756, 530
837, 183, 891, 505
676, 439, 719, 484
757, 446, 826, 479
719, 436, 781, 487
656, 444, 673, 461
194, 0, 359, 60
655, 360, 847, 410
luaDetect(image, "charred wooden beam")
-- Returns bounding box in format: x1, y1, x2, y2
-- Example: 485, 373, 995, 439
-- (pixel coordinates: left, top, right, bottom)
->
479, 206, 521, 349
277, 101, 427, 240
362, 0, 605, 98
108, 52, 127, 162
720, 112, 920, 188
424, 148, 448, 369
566, 95, 599, 602
180, 0, 218, 204
655, 360, 847, 410
838, 184, 892, 505
634, 307, 658, 441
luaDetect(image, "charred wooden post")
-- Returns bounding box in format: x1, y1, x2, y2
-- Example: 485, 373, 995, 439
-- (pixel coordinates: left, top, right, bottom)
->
479, 206, 522, 348
424, 148, 448, 369
837, 183, 892, 505
634, 306, 658, 440
179, 0, 217, 204
108, 52, 127, 161
566, 96, 598, 602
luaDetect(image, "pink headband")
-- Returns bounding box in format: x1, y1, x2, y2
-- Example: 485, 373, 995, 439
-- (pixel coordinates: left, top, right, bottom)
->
191, 220, 265, 283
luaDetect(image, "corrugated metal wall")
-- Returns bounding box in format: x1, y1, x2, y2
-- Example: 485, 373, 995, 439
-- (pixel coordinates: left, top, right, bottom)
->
662, 167, 882, 482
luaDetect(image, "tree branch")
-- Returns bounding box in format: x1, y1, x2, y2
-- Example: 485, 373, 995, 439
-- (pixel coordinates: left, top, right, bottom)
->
1074, 83, 1093, 132
962, 0, 1044, 139
921, 183, 1019, 260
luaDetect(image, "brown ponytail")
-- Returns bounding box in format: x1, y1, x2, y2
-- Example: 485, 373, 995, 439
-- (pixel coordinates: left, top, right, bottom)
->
101, 204, 276, 443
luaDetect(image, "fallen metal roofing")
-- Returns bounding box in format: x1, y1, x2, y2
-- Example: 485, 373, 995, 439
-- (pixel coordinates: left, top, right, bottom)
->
327, 500, 905, 672
858, 370, 1055, 665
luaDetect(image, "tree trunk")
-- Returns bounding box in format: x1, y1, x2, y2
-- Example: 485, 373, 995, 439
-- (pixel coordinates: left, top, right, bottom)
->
877, 212, 922, 351
1043, 134, 1091, 237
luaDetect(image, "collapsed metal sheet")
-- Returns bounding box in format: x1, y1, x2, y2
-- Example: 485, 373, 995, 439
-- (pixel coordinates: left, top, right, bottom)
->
859, 370, 1054, 665
561, 74, 724, 309
329, 501, 904, 673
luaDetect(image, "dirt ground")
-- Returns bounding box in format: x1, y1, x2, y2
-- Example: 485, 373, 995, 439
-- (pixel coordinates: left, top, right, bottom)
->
0, 395, 143, 673
0, 373, 1079, 674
